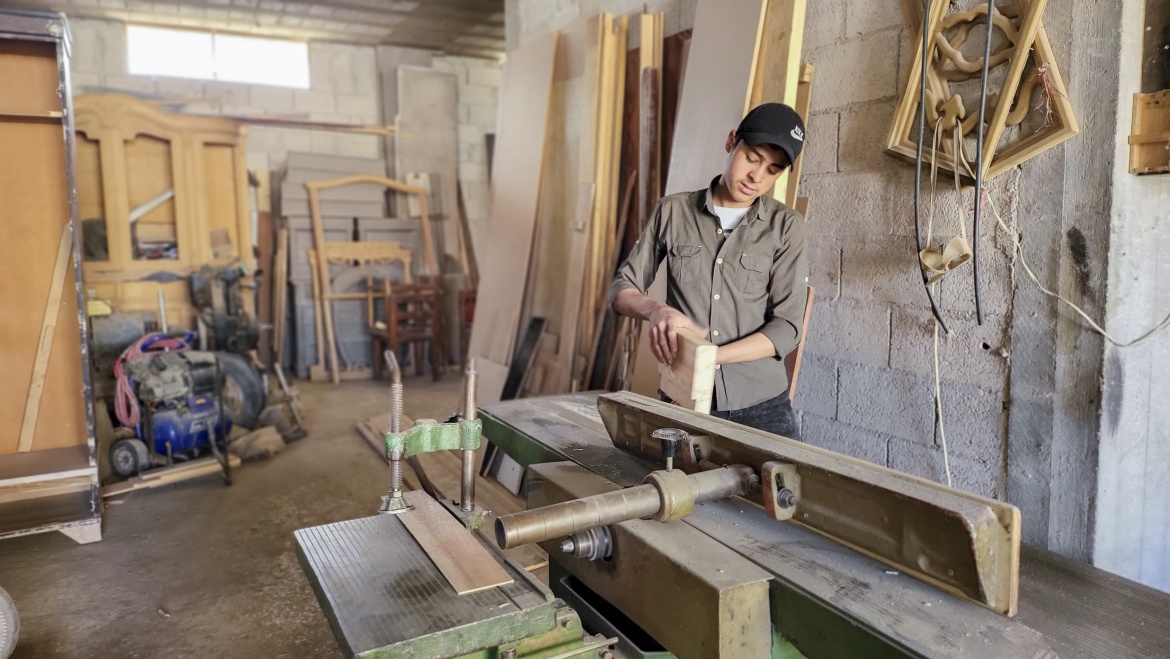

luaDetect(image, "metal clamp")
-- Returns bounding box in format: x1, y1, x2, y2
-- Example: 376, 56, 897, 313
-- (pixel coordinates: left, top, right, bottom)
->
761, 460, 801, 521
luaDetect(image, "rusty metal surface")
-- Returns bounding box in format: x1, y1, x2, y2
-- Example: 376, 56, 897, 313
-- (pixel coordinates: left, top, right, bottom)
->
481, 394, 652, 487
529, 462, 773, 659
688, 496, 1058, 658
597, 391, 1021, 615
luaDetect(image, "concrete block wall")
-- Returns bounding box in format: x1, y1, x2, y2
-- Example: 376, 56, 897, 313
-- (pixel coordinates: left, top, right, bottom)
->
67, 17, 382, 175
432, 55, 502, 233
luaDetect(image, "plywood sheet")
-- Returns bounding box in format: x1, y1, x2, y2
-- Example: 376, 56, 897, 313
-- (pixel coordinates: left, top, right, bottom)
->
0, 119, 87, 455
630, 0, 767, 397
0, 40, 60, 114
398, 489, 514, 595
467, 31, 559, 377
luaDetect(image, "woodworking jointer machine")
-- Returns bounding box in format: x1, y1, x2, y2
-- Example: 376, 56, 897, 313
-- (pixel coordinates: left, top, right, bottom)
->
295, 362, 1170, 658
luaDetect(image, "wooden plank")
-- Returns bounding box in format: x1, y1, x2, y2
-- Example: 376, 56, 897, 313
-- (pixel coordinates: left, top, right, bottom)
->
398, 489, 514, 595
102, 455, 239, 498
18, 224, 73, 452
467, 31, 559, 381
784, 286, 815, 401
785, 63, 814, 207
658, 327, 716, 414
273, 226, 289, 368
598, 391, 1021, 615
750, 0, 807, 201
629, 0, 768, 397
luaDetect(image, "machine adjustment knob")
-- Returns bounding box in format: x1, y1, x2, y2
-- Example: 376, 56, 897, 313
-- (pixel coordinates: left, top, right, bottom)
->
652, 428, 688, 472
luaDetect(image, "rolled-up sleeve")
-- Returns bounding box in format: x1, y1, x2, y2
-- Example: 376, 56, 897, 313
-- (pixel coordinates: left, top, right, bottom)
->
758, 213, 809, 358
608, 200, 667, 309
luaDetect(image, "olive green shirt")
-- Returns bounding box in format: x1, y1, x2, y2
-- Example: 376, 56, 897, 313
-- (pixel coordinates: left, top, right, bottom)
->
608, 178, 809, 411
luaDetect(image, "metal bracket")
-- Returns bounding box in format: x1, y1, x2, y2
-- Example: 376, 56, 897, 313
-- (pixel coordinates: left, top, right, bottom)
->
678, 433, 713, 471
385, 417, 482, 457
761, 461, 801, 521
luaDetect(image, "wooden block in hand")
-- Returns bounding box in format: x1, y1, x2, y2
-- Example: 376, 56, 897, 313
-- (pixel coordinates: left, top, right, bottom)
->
658, 327, 717, 414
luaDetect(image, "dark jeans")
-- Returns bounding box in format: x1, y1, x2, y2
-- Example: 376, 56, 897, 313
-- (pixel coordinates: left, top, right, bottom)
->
660, 391, 801, 441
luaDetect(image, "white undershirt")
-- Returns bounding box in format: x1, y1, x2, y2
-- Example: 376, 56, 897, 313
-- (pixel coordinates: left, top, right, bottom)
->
713, 205, 751, 233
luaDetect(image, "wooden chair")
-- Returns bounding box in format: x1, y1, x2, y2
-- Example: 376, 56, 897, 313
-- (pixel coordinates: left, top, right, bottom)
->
365, 274, 446, 382
307, 241, 426, 380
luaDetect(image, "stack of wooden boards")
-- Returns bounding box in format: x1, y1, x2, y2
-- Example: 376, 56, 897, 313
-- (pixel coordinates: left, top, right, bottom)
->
468, 1, 816, 407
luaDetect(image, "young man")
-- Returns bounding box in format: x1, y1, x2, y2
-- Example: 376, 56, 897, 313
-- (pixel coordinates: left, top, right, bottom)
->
608, 102, 808, 439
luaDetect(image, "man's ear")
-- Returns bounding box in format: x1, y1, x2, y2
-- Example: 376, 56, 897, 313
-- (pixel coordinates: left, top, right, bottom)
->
725, 130, 737, 153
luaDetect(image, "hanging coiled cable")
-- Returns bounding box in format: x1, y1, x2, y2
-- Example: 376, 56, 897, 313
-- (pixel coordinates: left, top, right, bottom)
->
914, 0, 949, 334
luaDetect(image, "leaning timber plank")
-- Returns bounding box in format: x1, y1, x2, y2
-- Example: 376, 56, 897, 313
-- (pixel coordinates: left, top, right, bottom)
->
398, 489, 514, 595
596, 391, 1021, 615
468, 31, 559, 385
17, 224, 73, 452
658, 327, 716, 414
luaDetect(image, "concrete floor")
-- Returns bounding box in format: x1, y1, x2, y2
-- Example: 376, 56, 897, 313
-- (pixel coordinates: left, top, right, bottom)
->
0, 375, 465, 659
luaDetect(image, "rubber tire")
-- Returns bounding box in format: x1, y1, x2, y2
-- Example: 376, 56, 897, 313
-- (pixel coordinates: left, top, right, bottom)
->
216, 352, 264, 430
110, 438, 149, 478
0, 586, 15, 659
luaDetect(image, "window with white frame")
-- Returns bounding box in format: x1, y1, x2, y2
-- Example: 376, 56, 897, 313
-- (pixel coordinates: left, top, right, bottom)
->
127, 26, 310, 88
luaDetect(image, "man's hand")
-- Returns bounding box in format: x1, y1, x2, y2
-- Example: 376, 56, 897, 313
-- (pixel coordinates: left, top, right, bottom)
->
611, 289, 706, 366
648, 304, 706, 366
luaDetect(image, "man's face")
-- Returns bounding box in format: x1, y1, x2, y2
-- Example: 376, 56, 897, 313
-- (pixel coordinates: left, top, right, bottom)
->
718, 130, 790, 206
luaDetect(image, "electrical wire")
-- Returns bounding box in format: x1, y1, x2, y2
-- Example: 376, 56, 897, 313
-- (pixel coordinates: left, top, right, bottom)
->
914, 0, 950, 334
985, 192, 1170, 349
971, 0, 997, 325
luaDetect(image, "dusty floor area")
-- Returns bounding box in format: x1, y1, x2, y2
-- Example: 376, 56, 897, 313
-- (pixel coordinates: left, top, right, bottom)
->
0, 375, 464, 659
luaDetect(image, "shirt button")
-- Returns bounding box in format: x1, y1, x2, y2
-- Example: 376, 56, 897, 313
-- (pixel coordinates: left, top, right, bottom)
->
715, 364, 721, 370
716, 228, 723, 235
713, 294, 720, 300
716, 258, 723, 264
712, 330, 719, 337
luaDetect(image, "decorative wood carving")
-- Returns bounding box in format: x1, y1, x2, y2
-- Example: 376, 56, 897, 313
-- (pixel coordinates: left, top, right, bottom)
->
888, 0, 1078, 182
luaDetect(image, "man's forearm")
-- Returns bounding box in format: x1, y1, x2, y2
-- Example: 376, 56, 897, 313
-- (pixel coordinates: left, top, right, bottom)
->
716, 332, 777, 365
612, 288, 664, 321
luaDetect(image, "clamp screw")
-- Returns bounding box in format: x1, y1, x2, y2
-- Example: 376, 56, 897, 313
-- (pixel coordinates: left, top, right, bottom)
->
776, 487, 799, 509
652, 428, 688, 472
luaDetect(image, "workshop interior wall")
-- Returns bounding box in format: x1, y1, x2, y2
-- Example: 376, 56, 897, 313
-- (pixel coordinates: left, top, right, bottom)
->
1095, 0, 1170, 593
64, 18, 501, 228
508, 0, 1169, 592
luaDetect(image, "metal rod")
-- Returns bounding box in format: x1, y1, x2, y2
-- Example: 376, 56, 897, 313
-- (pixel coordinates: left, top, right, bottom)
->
495, 468, 745, 550
460, 358, 477, 512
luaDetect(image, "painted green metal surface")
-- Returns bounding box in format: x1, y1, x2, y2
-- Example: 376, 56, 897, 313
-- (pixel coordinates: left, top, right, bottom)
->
386, 418, 482, 457
479, 409, 570, 468
453, 607, 591, 659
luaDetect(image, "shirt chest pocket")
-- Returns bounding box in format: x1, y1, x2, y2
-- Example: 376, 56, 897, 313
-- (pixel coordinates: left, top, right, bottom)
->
669, 244, 702, 284
735, 253, 770, 295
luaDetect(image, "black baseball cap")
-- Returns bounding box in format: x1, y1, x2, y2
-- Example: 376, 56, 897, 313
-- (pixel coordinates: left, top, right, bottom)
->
736, 102, 805, 165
